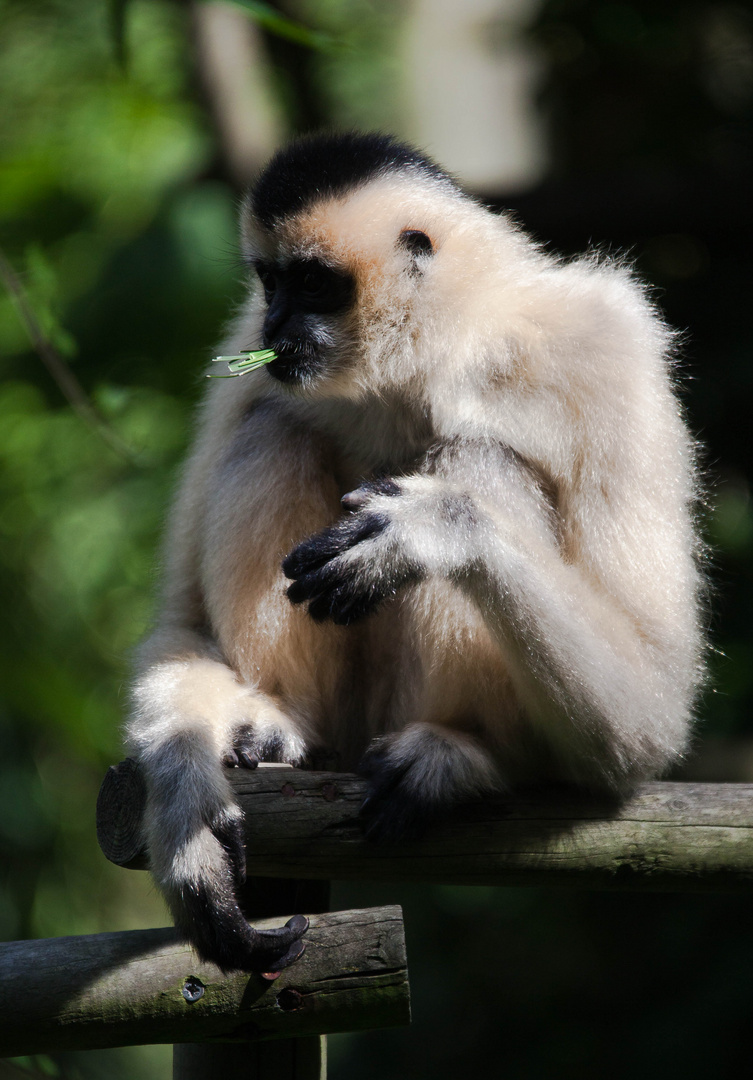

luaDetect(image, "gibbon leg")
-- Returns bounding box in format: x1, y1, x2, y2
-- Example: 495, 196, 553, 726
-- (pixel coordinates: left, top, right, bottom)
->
129, 402, 345, 970
359, 723, 501, 840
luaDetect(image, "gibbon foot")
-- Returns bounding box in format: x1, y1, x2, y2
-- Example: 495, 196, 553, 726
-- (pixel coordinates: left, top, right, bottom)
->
222, 723, 300, 769
282, 479, 422, 624
358, 742, 447, 843
171, 801, 310, 971
251, 915, 309, 976
186, 903, 309, 974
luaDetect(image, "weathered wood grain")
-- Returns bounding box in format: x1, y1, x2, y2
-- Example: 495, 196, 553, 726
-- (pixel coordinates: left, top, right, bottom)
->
97, 761, 753, 890
0, 906, 409, 1058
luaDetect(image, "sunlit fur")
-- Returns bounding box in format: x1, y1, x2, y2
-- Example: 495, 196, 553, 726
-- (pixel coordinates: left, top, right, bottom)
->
127, 142, 705, 969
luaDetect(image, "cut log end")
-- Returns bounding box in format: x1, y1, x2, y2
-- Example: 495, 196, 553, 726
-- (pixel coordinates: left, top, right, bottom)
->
96, 758, 149, 870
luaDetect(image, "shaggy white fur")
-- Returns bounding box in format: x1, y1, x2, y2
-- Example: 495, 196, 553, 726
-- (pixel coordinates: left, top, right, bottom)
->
127, 142, 704, 972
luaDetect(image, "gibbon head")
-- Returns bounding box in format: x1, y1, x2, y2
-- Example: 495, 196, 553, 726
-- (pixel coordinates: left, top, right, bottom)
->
239, 132, 511, 396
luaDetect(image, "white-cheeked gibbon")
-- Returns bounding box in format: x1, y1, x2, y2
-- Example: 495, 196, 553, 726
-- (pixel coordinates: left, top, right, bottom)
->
127, 132, 705, 973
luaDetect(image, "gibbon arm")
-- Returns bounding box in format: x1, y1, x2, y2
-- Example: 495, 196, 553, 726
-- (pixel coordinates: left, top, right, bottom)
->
283, 436, 699, 807
127, 424, 309, 973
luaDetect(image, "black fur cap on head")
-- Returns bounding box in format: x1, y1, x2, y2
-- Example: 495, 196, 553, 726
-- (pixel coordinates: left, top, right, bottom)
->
249, 132, 457, 229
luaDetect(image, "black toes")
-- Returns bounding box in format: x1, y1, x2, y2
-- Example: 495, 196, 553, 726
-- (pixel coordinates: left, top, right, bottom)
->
233, 725, 262, 768
359, 747, 406, 809
192, 900, 309, 974
359, 744, 392, 779
253, 916, 310, 972
224, 746, 259, 768
285, 914, 310, 936
260, 938, 306, 979
222, 725, 267, 771
238, 748, 259, 769
282, 938, 307, 966
182, 873, 309, 973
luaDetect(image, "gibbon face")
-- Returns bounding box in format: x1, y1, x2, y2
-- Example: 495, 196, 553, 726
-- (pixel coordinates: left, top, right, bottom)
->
250, 228, 436, 387
239, 136, 480, 396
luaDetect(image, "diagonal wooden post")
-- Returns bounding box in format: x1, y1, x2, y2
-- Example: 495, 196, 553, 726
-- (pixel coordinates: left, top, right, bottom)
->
0, 908, 410, 1058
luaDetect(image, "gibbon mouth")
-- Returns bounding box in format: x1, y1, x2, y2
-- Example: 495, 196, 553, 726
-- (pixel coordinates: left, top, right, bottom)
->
265, 346, 322, 385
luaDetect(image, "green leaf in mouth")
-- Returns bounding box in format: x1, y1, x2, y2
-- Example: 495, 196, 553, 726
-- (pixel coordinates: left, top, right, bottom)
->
207, 349, 277, 378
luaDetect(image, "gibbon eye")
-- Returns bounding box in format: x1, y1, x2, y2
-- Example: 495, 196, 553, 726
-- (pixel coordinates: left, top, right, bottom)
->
301, 267, 329, 298
290, 258, 356, 313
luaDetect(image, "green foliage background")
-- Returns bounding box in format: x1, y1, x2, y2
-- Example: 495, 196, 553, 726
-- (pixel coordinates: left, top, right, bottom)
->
1, 1, 752, 1078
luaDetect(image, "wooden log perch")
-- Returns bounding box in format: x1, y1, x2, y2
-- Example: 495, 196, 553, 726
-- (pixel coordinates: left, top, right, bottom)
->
0, 906, 408, 1058
98, 760, 753, 891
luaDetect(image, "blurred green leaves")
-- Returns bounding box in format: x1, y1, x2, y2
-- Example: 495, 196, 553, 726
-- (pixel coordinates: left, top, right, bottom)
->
0, 5, 231, 1074
0, 1, 209, 229
0, 0, 221, 1021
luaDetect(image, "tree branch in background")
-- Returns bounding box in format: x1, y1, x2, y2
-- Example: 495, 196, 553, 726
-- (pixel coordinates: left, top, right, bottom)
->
190, 1, 286, 186
0, 245, 137, 463
224, 0, 333, 50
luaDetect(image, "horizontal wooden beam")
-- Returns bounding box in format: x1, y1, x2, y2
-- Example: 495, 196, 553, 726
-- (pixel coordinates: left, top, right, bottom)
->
97, 760, 753, 891
0, 906, 408, 1058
